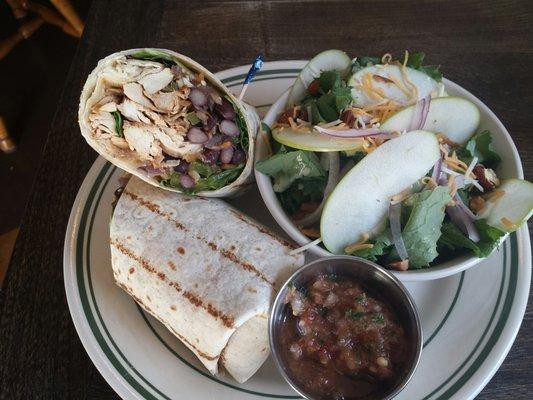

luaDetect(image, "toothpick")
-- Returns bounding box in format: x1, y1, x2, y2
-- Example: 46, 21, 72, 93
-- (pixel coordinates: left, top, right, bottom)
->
238, 54, 264, 101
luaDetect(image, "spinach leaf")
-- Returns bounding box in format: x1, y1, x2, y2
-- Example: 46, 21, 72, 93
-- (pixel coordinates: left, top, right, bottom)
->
406, 52, 443, 81
474, 219, 506, 257
130, 49, 177, 67
162, 165, 244, 194
302, 100, 325, 124
112, 111, 123, 137
255, 150, 326, 192
399, 186, 452, 268
277, 178, 326, 215
332, 86, 353, 112
437, 221, 479, 254
349, 230, 392, 262
228, 97, 249, 151
457, 130, 501, 169
190, 161, 214, 178
316, 94, 339, 122
319, 70, 341, 92
438, 219, 505, 258
351, 56, 381, 72
186, 112, 201, 125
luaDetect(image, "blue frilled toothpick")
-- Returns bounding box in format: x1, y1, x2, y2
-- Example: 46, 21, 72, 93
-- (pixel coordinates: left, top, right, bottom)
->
238, 54, 264, 100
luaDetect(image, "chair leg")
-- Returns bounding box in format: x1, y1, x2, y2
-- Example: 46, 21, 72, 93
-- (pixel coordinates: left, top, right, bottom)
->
25, 1, 81, 38
50, 0, 84, 36
0, 17, 44, 61
0, 117, 17, 154
5, 0, 27, 19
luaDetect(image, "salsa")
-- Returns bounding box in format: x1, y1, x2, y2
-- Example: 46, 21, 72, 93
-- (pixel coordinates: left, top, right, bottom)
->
281, 274, 407, 399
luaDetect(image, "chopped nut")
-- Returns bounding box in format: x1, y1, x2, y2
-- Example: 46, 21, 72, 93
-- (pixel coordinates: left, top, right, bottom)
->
473, 164, 500, 191
277, 107, 307, 124
387, 260, 409, 271
470, 196, 486, 213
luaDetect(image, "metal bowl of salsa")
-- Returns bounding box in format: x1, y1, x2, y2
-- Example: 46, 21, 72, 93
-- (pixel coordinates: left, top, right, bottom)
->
269, 256, 422, 400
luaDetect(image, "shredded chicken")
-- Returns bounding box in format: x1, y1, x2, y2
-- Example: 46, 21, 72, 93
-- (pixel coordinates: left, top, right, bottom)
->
87, 55, 211, 169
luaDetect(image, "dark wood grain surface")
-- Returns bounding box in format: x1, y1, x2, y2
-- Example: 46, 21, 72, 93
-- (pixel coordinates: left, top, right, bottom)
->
0, 0, 531, 398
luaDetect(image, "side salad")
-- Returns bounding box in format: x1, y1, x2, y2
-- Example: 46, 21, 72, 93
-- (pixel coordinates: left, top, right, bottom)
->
256, 50, 533, 270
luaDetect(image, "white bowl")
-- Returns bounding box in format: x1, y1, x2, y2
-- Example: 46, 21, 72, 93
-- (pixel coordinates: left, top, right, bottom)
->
255, 78, 524, 281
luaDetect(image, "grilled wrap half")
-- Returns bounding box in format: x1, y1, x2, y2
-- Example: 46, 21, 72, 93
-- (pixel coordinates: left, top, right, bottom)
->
110, 177, 303, 382
79, 48, 259, 197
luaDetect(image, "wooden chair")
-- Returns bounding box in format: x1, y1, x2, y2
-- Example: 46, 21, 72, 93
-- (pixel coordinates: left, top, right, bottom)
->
0, 0, 84, 154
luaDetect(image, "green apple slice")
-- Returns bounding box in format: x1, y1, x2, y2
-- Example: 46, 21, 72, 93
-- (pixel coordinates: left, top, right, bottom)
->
320, 130, 440, 254
288, 49, 351, 106
272, 126, 365, 152
348, 64, 441, 106
477, 179, 533, 232
381, 97, 480, 144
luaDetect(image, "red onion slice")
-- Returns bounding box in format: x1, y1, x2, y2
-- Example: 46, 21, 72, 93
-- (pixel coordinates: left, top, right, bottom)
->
314, 125, 389, 138
409, 95, 431, 131
187, 127, 208, 143
454, 193, 477, 220
219, 120, 240, 137
220, 146, 234, 164
436, 171, 480, 242
389, 201, 409, 260
431, 158, 443, 183
446, 204, 480, 242
454, 175, 466, 189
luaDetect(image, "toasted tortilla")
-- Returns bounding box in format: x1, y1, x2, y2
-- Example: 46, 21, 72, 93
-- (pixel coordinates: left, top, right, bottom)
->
79, 48, 260, 197
110, 177, 303, 382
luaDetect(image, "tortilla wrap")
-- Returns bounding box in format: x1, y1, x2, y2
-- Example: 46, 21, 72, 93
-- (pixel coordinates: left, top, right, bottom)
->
110, 177, 304, 382
79, 48, 260, 197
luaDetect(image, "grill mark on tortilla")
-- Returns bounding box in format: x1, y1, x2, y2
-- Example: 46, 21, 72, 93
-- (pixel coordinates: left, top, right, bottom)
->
219, 249, 272, 285
228, 209, 296, 249
123, 190, 274, 286
115, 281, 219, 361
168, 261, 177, 270
111, 239, 235, 328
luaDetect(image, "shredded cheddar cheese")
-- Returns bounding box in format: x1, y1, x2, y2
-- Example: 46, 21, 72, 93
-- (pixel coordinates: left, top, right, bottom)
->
344, 234, 373, 253
345, 243, 374, 253
422, 176, 438, 189
381, 53, 393, 64
447, 175, 458, 198
484, 189, 506, 201
470, 196, 486, 213
501, 217, 518, 231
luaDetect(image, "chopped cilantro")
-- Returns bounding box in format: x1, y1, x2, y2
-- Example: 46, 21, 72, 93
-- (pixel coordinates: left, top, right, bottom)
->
346, 309, 365, 320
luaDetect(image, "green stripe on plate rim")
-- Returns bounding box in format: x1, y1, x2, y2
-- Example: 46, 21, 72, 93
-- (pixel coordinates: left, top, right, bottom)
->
72, 69, 519, 400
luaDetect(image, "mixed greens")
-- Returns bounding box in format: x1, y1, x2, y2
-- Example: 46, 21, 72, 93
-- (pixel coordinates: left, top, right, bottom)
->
256, 50, 533, 270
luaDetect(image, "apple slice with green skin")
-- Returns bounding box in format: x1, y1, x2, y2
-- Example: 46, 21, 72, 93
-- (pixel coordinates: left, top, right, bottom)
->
287, 49, 351, 106
381, 97, 480, 144
320, 130, 440, 254
272, 127, 366, 152
348, 64, 441, 107
477, 179, 533, 232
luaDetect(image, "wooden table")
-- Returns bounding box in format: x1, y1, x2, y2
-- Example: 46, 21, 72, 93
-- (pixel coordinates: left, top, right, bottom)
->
0, 0, 531, 398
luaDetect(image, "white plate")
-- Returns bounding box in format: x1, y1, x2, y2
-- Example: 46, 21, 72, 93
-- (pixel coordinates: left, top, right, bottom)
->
64, 62, 531, 400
